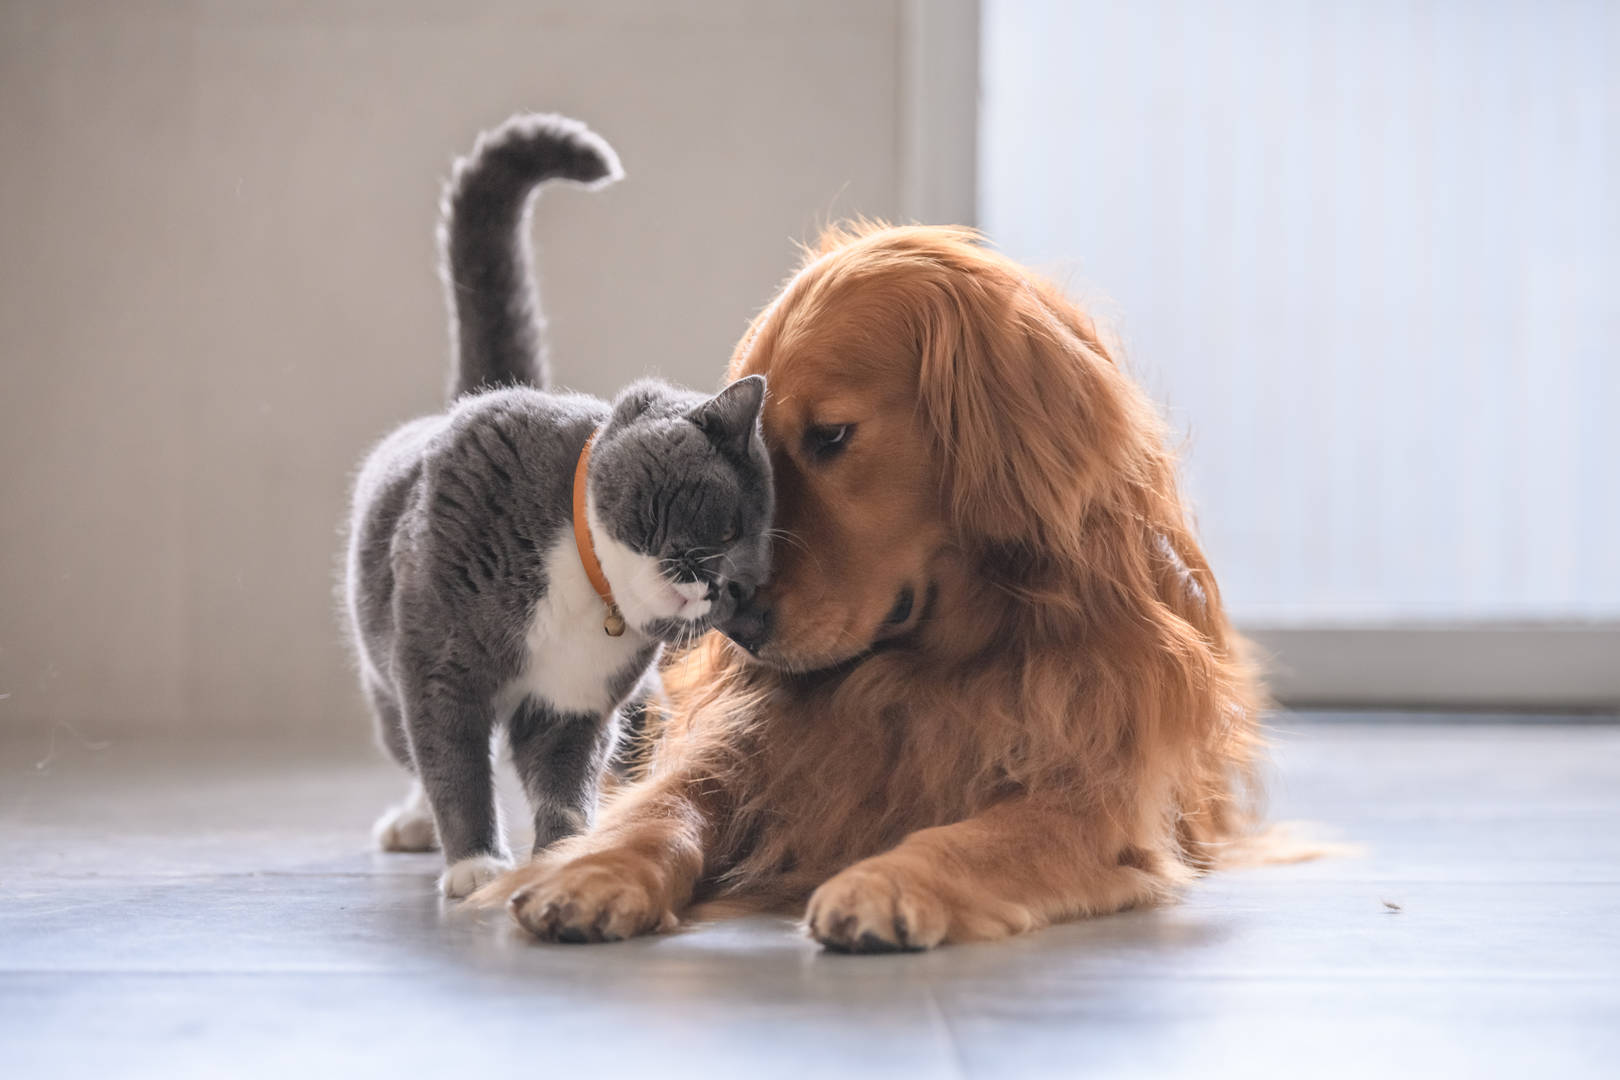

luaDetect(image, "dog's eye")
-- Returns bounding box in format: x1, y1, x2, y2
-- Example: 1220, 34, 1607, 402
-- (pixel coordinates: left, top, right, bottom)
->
805, 423, 854, 462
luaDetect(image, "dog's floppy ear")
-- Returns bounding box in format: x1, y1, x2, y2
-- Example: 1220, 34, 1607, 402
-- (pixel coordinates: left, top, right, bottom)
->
916, 269, 1155, 558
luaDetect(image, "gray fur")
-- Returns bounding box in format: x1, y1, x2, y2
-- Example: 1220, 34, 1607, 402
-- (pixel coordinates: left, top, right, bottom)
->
345, 114, 773, 885
439, 112, 622, 401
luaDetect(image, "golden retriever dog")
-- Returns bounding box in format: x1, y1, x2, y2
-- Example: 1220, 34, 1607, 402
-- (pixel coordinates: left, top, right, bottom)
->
479, 222, 1265, 951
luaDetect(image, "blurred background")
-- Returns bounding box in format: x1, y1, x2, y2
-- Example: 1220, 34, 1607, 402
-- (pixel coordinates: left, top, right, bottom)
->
1, 0, 1615, 745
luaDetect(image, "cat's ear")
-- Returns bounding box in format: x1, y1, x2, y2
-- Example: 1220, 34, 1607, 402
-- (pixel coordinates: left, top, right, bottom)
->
687, 375, 765, 455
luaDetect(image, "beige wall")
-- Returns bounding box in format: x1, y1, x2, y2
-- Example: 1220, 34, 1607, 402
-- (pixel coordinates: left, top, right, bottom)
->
0, 0, 905, 740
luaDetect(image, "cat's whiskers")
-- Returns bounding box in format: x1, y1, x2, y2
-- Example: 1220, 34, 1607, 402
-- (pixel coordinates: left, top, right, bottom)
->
656, 554, 732, 596
766, 527, 825, 577
766, 527, 812, 558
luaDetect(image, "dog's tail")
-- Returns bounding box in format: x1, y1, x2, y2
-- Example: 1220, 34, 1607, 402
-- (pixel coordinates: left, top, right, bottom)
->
438, 113, 622, 402
1213, 820, 1360, 870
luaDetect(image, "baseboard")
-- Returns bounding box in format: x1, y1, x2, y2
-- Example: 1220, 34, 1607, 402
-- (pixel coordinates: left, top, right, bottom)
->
1241, 623, 1620, 712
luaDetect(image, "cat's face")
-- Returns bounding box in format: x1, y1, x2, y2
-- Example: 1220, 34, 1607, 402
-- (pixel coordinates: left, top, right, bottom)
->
586, 376, 774, 644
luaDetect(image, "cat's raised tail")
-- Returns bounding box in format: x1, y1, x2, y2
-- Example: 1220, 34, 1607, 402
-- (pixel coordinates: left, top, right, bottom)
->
438, 113, 623, 402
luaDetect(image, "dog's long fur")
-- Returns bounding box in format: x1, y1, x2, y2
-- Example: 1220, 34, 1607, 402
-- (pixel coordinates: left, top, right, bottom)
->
479, 223, 1267, 950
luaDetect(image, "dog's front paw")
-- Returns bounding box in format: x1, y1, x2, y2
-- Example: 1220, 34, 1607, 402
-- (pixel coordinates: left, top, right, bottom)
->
508, 856, 675, 943
806, 860, 950, 953
440, 853, 512, 899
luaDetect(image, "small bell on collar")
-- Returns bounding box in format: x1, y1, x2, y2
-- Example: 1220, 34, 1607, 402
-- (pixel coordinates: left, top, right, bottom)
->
603, 602, 626, 638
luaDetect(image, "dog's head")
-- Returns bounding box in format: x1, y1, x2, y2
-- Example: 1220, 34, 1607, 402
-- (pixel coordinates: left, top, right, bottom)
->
719, 225, 1161, 672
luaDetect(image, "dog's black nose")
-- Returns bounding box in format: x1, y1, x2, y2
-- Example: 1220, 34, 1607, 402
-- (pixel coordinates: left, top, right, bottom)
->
719, 593, 771, 656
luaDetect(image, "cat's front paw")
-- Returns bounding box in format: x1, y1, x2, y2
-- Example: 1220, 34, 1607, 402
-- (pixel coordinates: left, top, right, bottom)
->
440, 853, 512, 899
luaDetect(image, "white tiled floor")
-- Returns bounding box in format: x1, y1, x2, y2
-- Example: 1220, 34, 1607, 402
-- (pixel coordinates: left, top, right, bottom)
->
2, 717, 1616, 1079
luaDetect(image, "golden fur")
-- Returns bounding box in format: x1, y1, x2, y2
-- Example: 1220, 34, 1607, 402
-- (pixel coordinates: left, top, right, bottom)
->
477, 223, 1266, 950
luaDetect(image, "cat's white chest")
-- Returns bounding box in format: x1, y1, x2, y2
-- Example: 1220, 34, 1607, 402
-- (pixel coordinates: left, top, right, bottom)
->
507, 534, 650, 717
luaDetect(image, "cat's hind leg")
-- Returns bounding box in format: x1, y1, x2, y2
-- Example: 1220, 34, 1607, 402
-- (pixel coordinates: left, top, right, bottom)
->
508, 699, 618, 857
374, 779, 439, 853
365, 676, 440, 853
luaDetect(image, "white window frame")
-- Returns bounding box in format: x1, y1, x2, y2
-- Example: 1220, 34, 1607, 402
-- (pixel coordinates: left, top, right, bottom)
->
900, 1, 1619, 712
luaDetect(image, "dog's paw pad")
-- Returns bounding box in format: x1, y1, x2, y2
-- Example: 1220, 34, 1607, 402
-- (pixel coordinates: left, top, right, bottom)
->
806, 862, 947, 953
507, 862, 669, 943
440, 854, 512, 899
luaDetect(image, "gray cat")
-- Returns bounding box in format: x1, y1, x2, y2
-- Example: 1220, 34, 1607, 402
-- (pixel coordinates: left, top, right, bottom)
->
344, 114, 774, 898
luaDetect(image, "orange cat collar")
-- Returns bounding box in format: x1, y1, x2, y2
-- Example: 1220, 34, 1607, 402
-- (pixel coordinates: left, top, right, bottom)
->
572, 431, 627, 637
